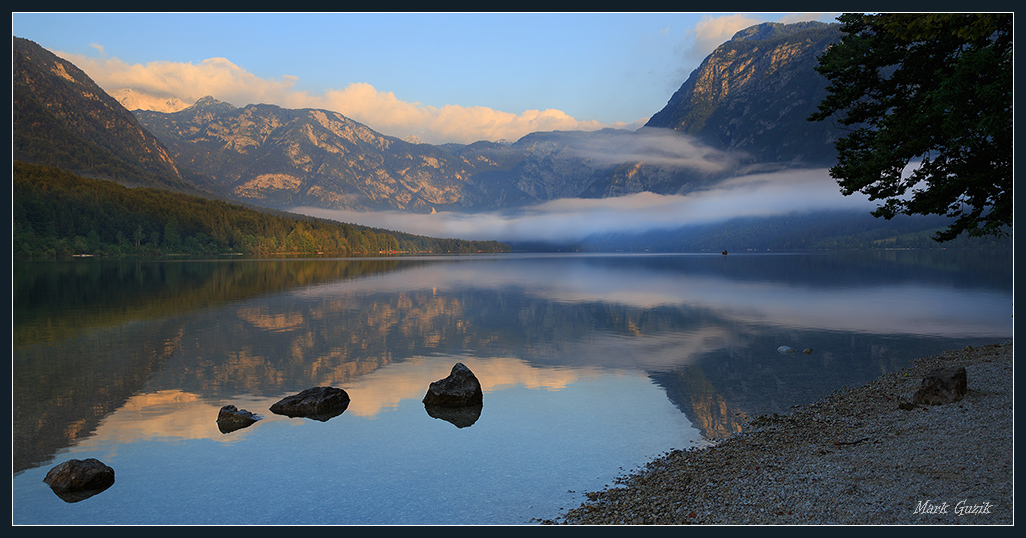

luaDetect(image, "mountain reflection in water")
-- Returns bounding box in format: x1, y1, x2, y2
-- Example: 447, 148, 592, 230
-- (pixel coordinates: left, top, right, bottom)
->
12, 251, 1011, 524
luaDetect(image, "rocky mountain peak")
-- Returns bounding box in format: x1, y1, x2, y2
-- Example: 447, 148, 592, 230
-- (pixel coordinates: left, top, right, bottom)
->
645, 21, 843, 165
193, 95, 230, 107
730, 20, 832, 42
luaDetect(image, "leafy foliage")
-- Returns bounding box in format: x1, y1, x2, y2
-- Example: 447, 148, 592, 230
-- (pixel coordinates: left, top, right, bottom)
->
13, 162, 509, 259
809, 13, 1012, 241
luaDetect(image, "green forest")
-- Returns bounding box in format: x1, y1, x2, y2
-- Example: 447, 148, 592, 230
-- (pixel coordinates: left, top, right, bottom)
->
12, 161, 509, 259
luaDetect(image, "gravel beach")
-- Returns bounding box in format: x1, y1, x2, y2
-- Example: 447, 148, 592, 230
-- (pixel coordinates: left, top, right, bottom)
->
549, 341, 1013, 525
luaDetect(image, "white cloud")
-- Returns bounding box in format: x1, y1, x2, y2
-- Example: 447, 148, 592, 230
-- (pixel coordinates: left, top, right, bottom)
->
55, 50, 633, 145
683, 14, 764, 63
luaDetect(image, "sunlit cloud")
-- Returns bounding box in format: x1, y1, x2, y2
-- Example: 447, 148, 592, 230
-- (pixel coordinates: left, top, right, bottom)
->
683, 13, 764, 62
293, 168, 874, 244
61, 52, 301, 109
54, 50, 633, 145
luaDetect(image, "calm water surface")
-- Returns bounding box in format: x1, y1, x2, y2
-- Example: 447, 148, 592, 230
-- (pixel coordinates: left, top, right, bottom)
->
11, 251, 1012, 525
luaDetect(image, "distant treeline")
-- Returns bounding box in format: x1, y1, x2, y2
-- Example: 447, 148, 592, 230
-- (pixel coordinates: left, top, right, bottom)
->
12, 161, 509, 259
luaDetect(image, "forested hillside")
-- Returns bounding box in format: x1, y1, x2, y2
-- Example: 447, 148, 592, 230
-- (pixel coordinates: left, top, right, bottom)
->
13, 161, 508, 259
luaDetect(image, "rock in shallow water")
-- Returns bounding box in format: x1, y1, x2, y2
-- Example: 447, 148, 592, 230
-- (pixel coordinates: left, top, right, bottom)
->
216, 404, 260, 433
270, 386, 350, 421
422, 362, 483, 407
43, 458, 115, 502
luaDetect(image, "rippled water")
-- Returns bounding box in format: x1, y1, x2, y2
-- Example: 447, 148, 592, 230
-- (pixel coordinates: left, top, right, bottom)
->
12, 250, 1012, 524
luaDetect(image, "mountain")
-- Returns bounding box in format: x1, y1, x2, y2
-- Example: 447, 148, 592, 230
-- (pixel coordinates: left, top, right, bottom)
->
646, 21, 843, 165
129, 22, 847, 213
137, 98, 682, 213
11, 37, 212, 195
134, 97, 736, 213
133, 97, 515, 212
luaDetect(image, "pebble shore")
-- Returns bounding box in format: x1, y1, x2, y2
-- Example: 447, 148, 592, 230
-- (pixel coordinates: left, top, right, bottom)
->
548, 341, 1013, 525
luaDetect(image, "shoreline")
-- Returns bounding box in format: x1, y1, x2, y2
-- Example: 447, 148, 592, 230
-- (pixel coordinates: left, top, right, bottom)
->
548, 341, 1013, 525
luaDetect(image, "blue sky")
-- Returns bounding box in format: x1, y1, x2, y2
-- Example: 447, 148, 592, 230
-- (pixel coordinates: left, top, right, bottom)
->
13, 12, 838, 144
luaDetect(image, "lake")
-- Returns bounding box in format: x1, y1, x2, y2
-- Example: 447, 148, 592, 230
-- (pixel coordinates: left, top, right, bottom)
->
11, 250, 1012, 525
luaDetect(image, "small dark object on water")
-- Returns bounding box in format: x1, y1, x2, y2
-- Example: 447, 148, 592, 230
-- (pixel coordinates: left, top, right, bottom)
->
217, 404, 260, 433
44, 458, 115, 502
423, 362, 483, 407
270, 386, 351, 421
722, 250, 728, 255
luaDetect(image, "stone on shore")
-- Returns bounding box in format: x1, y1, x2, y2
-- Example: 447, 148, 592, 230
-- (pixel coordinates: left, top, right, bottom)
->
912, 365, 967, 405
270, 386, 350, 421
422, 362, 483, 407
43, 458, 115, 502
216, 404, 260, 433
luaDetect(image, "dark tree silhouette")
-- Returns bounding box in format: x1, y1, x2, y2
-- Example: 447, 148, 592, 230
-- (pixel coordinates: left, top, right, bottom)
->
809, 13, 1012, 241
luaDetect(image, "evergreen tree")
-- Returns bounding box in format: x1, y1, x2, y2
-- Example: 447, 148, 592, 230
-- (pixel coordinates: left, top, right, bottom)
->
809, 13, 1012, 241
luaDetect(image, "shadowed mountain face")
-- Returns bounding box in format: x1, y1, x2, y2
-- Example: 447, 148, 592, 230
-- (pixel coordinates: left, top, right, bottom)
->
646, 21, 844, 166
11, 37, 212, 195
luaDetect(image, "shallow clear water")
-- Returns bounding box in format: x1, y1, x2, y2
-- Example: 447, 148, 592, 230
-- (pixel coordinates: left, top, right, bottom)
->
12, 250, 1012, 525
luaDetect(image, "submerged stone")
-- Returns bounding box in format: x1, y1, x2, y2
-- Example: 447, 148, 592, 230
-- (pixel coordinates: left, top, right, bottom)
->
217, 404, 260, 433
422, 362, 483, 407
270, 386, 351, 421
44, 458, 115, 502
